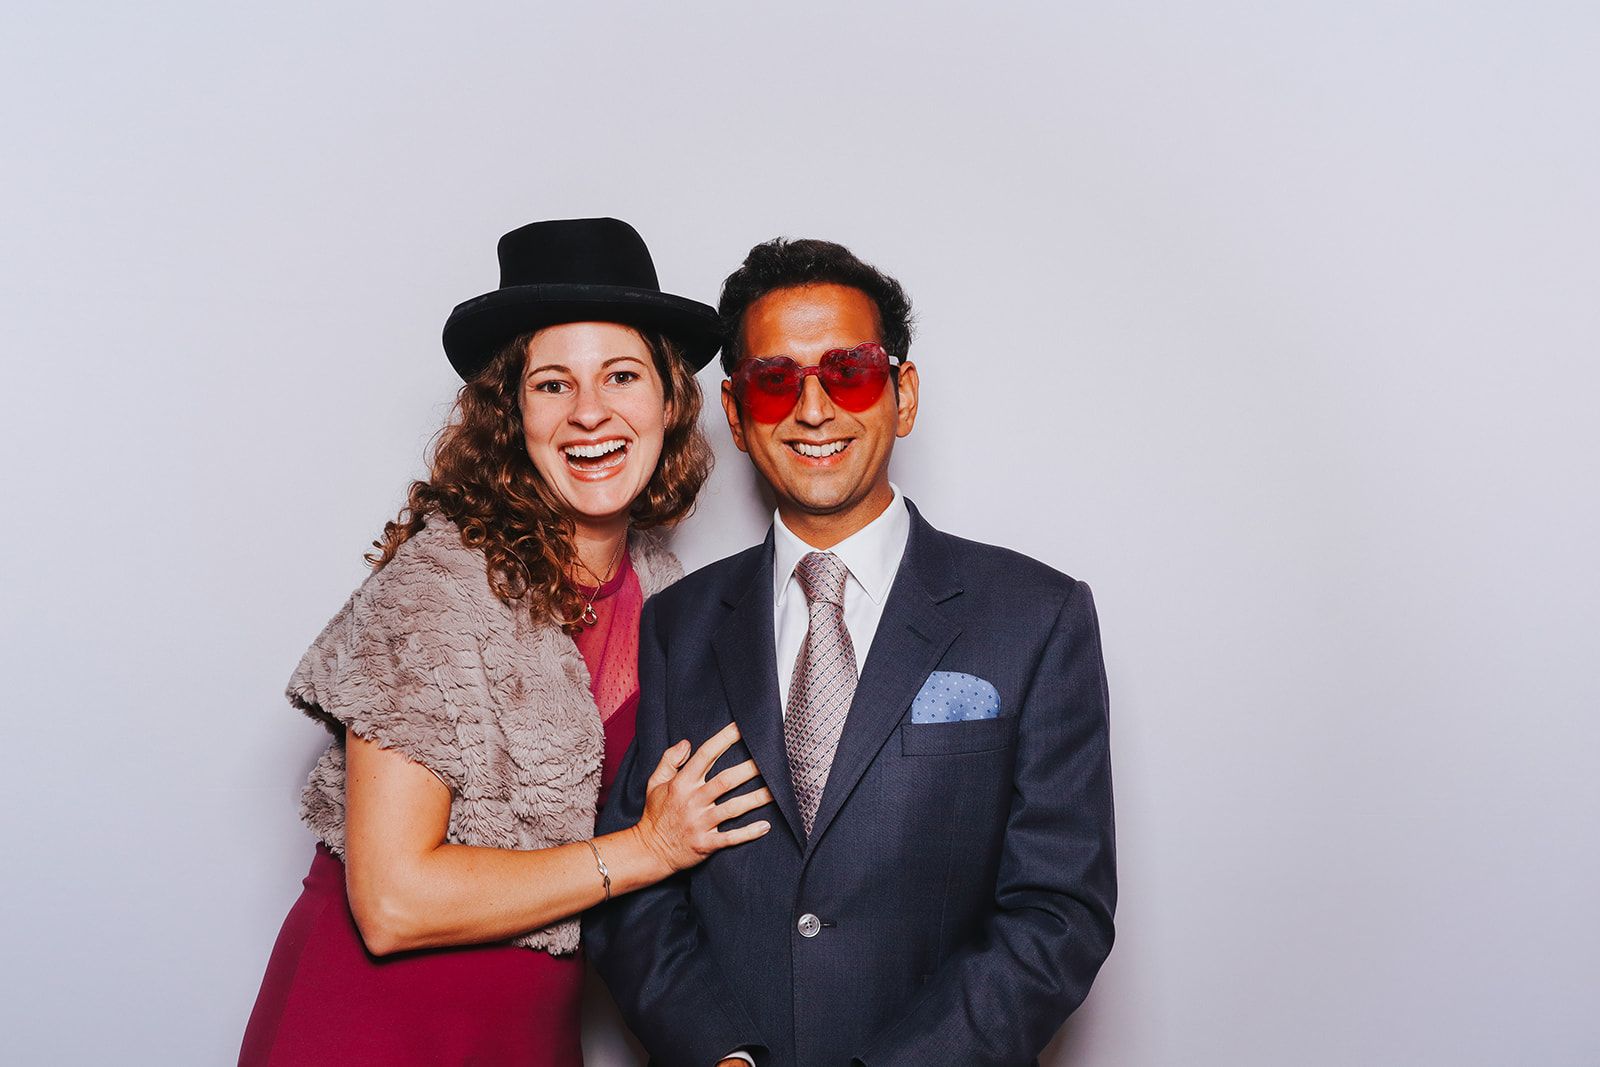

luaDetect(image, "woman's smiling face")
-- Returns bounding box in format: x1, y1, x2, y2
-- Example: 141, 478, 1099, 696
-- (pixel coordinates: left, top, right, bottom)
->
519, 321, 669, 534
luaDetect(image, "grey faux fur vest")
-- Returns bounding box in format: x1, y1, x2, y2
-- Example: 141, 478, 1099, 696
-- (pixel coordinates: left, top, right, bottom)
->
289, 517, 682, 954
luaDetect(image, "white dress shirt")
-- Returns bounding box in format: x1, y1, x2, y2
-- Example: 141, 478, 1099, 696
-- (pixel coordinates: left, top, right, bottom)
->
772, 484, 911, 712
722, 487, 912, 1067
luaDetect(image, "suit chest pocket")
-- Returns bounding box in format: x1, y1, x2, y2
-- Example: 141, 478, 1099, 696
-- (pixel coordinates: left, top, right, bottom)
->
900, 714, 1019, 756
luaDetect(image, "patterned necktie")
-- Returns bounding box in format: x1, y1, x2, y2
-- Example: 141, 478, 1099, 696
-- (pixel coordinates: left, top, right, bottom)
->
785, 551, 858, 838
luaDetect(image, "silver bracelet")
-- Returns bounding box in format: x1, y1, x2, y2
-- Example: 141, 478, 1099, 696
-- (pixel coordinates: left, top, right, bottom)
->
587, 838, 612, 902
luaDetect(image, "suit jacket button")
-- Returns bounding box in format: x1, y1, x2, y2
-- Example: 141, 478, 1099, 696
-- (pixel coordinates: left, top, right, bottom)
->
797, 913, 822, 938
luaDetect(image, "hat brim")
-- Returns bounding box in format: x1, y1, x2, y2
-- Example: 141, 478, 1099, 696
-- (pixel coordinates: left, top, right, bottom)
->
442, 283, 722, 380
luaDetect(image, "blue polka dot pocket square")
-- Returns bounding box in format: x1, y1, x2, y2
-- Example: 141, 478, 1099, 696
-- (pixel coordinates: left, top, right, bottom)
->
910, 671, 1002, 723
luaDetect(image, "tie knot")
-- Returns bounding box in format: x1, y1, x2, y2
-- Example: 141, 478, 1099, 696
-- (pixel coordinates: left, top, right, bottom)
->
794, 551, 850, 607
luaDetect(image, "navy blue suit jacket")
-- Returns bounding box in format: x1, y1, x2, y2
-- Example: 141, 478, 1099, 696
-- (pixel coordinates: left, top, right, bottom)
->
585, 501, 1116, 1067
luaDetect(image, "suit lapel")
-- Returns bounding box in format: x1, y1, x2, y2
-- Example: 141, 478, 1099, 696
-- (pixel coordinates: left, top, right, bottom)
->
803, 505, 963, 859
711, 533, 806, 844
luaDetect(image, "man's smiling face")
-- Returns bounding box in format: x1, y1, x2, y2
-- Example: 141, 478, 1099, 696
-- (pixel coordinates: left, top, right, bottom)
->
721, 283, 918, 546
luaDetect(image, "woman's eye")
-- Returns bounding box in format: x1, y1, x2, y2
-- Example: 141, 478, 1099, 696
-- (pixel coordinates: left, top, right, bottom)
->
530, 379, 569, 394
610, 370, 640, 385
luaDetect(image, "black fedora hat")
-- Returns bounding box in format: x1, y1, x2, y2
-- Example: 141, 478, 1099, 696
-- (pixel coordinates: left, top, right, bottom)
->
442, 217, 721, 380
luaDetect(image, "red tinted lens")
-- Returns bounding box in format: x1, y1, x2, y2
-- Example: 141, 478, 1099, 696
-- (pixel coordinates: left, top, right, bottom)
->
819, 343, 890, 411
735, 357, 802, 422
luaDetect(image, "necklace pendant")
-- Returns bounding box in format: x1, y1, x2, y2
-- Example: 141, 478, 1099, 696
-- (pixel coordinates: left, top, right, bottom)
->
580, 604, 599, 627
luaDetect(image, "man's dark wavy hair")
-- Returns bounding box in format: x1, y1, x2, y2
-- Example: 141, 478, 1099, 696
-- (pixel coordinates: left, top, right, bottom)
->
716, 238, 915, 374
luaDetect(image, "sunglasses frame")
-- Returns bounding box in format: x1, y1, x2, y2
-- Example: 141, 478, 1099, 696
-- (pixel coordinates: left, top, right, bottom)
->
729, 341, 896, 423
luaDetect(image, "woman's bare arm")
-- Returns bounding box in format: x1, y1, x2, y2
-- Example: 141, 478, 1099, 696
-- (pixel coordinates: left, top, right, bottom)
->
343, 721, 770, 956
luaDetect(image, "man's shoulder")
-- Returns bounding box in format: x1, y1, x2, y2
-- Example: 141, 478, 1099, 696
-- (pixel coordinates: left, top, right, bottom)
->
918, 520, 1103, 655
924, 522, 1086, 604
648, 539, 768, 618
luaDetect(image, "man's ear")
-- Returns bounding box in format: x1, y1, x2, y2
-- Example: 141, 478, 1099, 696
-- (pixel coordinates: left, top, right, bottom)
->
894, 361, 919, 438
720, 379, 750, 453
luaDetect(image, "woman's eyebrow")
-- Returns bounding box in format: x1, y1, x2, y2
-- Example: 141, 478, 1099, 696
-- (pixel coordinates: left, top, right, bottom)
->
526, 355, 645, 379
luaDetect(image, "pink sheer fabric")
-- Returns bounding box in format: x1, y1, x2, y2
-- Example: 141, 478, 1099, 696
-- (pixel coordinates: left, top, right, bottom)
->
571, 550, 643, 811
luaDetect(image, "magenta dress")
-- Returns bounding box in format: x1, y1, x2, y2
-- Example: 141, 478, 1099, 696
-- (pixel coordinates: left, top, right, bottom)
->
239, 557, 643, 1067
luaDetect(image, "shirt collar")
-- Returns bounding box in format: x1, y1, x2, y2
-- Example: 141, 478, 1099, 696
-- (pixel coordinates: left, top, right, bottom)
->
772, 484, 910, 608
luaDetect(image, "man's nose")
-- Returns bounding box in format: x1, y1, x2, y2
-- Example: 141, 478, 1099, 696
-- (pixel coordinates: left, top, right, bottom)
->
793, 373, 835, 426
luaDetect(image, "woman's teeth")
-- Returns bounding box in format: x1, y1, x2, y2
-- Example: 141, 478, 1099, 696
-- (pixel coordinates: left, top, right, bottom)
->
563, 440, 628, 471
792, 440, 848, 458
564, 440, 627, 459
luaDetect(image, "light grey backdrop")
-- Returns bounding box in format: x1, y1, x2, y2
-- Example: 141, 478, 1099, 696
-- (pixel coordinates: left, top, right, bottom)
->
3, 3, 1596, 1064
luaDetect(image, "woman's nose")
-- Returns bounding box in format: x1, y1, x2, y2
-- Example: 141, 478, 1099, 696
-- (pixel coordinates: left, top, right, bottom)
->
568, 384, 610, 429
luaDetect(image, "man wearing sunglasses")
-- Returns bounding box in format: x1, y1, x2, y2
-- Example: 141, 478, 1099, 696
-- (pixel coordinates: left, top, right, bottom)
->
587, 239, 1116, 1067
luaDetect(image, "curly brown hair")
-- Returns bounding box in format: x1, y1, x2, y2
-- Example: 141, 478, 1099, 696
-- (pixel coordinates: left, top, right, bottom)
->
368, 328, 712, 627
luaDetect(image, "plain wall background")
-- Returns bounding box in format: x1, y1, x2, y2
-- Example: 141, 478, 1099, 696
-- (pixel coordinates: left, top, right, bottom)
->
3, 3, 1596, 1064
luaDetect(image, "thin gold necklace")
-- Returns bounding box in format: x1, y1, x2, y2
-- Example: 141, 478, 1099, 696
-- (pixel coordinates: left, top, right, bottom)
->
570, 535, 627, 631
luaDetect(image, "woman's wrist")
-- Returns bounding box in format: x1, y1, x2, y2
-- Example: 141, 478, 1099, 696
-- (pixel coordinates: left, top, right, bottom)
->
595, 824, 674, 894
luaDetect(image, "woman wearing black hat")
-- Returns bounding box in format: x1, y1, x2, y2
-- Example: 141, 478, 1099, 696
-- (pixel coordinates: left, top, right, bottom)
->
239, 219, 771, 1066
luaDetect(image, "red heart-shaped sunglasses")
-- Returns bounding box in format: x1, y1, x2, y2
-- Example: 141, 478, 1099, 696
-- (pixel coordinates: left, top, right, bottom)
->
729, 342, 894, 423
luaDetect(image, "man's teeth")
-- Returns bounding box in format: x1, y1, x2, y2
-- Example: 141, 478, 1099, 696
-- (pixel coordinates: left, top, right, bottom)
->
563, 440, 627, 459
793, 440, 848, 458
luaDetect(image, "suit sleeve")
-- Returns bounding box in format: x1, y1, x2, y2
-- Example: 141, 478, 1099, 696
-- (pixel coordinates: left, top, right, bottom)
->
582, 597, 771, 1067
856, 579, 1117, 1066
